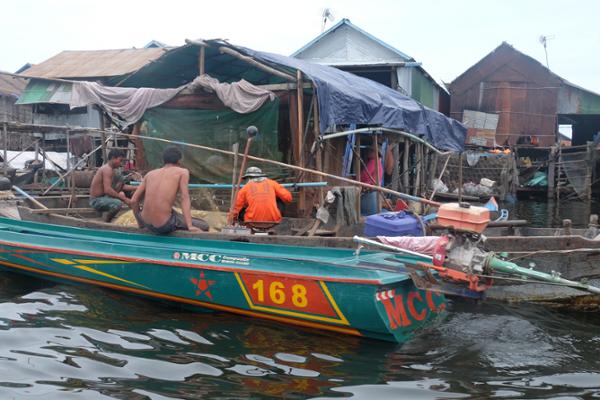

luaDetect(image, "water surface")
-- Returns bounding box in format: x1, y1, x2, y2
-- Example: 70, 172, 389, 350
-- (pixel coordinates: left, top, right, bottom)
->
0, 271, 598, 399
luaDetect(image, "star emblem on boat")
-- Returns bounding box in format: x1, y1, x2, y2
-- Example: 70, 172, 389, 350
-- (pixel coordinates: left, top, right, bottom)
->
191, 271, 216, 300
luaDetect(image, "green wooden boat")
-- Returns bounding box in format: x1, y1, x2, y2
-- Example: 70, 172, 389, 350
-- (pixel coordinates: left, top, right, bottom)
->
0, 217, 446, 343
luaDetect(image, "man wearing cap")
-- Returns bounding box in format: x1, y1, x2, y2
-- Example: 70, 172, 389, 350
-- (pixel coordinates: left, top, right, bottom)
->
232, 167, 292, 224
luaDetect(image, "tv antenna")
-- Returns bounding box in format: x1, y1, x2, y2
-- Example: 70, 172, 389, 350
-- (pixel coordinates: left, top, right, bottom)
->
539, 34, 555, 69
321, 8, 335, 32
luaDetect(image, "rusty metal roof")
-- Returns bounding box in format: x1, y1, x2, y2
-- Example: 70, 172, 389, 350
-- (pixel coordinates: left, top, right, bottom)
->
21, 48, 168, 79
0, 72, 29, 97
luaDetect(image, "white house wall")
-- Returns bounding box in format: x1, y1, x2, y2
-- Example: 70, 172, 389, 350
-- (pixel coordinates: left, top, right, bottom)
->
296, 24, 407, 66
396, 67, 412, 96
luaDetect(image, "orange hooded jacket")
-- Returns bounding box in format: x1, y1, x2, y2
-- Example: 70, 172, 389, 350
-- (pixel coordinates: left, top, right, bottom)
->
233, 179, 292, 222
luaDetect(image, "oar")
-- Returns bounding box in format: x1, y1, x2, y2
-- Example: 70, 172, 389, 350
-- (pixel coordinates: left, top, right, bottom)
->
12, 185, 48, 210
227, 126, 258, 224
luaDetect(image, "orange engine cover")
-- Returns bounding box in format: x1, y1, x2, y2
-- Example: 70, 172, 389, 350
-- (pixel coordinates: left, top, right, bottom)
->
437, 203, 490, 233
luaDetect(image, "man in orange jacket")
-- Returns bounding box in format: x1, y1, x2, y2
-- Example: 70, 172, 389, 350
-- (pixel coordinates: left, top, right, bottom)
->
232, 167, 292, 223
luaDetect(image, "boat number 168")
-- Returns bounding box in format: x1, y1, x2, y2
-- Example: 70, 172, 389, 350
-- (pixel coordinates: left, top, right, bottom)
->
252, 280, 308, 308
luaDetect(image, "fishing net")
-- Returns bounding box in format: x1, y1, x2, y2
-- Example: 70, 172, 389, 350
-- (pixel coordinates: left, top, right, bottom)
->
139, 100, 284, 184
560, 151, 588, 198
114, 209, 227, 232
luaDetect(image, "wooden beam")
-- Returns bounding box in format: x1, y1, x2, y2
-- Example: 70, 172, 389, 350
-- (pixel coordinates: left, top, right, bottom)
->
218, 46, 295, 82
30, 208, 97, 214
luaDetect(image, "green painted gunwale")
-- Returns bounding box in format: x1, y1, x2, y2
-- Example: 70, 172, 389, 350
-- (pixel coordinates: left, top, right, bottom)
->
0, 217, 445, 342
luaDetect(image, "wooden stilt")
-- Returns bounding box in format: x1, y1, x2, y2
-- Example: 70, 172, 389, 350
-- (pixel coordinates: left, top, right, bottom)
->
458, 152, 464, 202
354, 135, 361, 216
403, 139, 410, 192
296, 70, 306, 215
547, 146, 556, 199
373, 136, 381, 213
2, 122, 7, 177
414, 143, 421, 197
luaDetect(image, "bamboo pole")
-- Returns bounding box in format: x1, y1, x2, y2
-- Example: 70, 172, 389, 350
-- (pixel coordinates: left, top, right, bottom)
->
218, 46, 295, 82
111, 131, 442, 207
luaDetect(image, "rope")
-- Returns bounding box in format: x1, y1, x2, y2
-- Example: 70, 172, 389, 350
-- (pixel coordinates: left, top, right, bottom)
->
502, 247, 600, 262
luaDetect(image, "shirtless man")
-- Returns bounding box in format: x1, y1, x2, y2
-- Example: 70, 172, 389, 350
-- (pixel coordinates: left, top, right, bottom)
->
89, 149, 135, 222
131, 146, 208, 234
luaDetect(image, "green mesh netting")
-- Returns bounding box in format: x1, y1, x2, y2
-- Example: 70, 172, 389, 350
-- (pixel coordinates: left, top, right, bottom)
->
139, 100, 283, 183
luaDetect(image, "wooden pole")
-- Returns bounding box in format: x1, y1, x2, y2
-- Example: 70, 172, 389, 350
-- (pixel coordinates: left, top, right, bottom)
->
229, 142, 240, 209
218, 46, 295, 81
354, 134, 362, 215
312, 96, 323, 202
429, 153, 451, 201
458, 152, 464, 202
228, 135, 255, 224
296, 70, 306, 214
66, 129, 71, 189
199, 46, 206, 75
373, 136, 381, 213
112, 131, 443, 206
414, 143, 421, 197
2, 122, 7, 177
547, 146, 556, 199
391, 142, 400, 192
403, 138, 410, 192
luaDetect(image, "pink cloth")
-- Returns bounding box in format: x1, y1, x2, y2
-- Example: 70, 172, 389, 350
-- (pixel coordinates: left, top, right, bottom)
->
378, 236, 442, 256
360, 158, 383, 185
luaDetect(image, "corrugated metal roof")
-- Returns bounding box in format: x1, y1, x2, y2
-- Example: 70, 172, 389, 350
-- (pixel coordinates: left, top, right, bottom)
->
0, 72, 29, 97
21, 48, 168, 79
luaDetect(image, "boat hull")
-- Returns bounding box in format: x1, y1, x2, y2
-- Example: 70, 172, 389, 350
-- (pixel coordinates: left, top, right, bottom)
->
0, 218, 446, 343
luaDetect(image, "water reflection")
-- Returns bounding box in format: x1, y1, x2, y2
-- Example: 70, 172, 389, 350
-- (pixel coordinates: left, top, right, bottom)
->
0, 273, 598, 399
503, 199, 600, 228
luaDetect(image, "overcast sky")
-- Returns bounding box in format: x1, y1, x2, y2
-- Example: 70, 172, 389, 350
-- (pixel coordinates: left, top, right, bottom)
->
2, 0, 600, 93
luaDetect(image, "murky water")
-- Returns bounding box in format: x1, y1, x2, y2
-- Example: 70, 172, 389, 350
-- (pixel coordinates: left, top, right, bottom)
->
1, 271, 599, 399
502, 199, 600, 228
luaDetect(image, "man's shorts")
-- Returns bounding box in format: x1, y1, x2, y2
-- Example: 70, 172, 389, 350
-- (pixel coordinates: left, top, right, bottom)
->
89, 196, 123, 212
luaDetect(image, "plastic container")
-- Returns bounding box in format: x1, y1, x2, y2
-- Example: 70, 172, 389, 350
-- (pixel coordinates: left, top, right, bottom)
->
437, 202, 490, 233
364, 211, 423, 237
360, 191, 378, 216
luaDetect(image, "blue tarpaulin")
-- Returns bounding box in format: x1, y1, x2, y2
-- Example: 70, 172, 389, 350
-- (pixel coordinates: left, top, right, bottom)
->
240, 47, 466, 152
